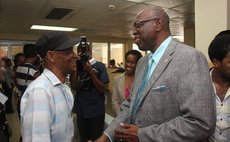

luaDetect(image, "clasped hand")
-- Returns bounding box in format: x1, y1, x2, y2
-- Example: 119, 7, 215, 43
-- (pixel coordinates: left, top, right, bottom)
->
115, 123, 139, 142
94, 123, 139, 142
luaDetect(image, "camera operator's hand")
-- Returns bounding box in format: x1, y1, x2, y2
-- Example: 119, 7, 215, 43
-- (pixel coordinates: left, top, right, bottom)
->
76, 53, 81, 61
83, 62, 94, 75
83, 62, 105, 94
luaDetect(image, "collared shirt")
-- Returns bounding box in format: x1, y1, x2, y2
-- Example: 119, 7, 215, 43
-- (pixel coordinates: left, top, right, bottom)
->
20, 68, 74, 142
16, 63, 39, 96
147, 36, 172, 79
210, 69, 230, 142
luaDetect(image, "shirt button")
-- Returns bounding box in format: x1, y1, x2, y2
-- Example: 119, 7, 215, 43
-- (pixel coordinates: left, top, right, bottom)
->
220, 118, 223, 121
221, 104, 223, 106
220, 132, 222, 135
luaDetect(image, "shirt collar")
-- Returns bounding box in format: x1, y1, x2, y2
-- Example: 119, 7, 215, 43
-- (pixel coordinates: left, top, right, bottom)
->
210, 68, 230, 100
225, 88, 230, 98
149, 36, 172, 64
43, 68, 62, 86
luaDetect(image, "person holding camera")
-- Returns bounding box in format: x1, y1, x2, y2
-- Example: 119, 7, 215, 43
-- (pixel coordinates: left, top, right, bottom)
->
70, 39, 109, 142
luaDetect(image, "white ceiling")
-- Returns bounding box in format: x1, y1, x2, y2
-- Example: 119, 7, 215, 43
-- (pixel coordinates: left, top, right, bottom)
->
0, 0, 194, 41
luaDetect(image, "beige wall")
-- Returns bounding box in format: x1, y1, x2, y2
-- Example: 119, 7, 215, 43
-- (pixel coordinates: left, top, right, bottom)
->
195, 0, 228, 62
228, 0, 230, 29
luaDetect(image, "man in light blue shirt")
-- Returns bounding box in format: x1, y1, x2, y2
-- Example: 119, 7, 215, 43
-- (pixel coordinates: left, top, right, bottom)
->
20, 31, 80, 142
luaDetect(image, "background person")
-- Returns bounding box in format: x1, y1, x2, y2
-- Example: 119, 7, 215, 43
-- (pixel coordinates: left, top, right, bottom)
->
15, 44, 40, 118
13, 53, 25, 72
96, 6, 216, 142
0, 48, 7, 82
15, 44, 40, 142
112, 50, 142, 115
2, 59, 14, 113
20, 31, 79, 142
0, 48, 11, 142
208, 31, 230, 141
70, 42, 109, 142
109, 59, 117, 68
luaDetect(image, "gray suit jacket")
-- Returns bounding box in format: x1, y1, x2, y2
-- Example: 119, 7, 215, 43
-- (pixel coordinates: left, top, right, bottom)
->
105, 39, 216, 142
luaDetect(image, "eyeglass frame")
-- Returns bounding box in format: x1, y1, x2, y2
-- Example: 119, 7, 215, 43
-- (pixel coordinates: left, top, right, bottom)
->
133, 17, 159, 29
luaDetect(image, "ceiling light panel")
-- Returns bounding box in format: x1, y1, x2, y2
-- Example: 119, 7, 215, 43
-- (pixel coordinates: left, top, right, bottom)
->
30, 25, 77, 32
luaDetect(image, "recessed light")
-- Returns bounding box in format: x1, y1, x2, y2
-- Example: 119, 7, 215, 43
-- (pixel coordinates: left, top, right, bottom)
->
30, 25, 77, 32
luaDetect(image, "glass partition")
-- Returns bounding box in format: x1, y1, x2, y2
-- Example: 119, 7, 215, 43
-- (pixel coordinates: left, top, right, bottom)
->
92, 42, 108, 66
110, 43, 124, 68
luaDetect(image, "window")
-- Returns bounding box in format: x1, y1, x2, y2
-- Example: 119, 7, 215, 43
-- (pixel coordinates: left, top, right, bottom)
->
92, 43, 108, 66
110, 43, 124, 68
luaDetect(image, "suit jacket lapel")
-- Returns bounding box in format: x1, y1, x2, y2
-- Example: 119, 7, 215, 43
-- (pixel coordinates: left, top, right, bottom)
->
139, 39, 178, 102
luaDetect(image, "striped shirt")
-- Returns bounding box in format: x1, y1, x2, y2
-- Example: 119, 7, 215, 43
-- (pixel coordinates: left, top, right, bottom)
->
15, 63, 39, 96
20, 68, 74, 142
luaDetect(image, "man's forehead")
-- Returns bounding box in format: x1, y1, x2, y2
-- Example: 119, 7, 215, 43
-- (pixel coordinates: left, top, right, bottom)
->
136, 10, 155, 20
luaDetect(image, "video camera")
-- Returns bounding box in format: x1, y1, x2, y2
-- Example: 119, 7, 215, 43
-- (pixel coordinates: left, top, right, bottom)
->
77, 36, 90, 70
78, 36, 90, 63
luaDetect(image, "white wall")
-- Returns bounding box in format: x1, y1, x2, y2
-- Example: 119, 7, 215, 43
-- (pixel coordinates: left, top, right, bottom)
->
195, 0, 228, 62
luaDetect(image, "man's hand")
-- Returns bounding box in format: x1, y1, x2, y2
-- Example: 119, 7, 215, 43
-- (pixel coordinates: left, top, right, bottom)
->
94, 134, 110, 142
115, 123, 139, 142
83, 62, 94, 75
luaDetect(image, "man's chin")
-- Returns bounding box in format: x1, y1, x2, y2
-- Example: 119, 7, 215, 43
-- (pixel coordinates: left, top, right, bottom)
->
135, 42, 146, 51
137, 46, 147, 51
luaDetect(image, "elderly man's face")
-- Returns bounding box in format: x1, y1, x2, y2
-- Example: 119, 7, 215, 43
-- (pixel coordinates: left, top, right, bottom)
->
132, 9, 159, 52
0, 48, 7, 83
52, 47, 77, 75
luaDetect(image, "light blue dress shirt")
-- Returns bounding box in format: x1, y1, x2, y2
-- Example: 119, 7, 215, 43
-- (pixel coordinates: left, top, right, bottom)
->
147, 36, 172, 78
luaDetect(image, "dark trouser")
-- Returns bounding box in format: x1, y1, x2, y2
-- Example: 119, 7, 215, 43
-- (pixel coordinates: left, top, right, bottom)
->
0, 129, 7, 142
17, 99, 21, 119
17, 99, 22, 142
2, 84, 13, 113
77, 115, 105, 142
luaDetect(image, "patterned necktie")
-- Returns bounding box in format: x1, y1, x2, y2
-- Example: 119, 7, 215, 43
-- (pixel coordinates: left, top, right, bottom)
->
130, 56, 154, 124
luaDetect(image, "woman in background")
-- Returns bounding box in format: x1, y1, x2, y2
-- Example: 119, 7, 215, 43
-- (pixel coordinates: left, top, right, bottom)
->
111, 50, 142, 115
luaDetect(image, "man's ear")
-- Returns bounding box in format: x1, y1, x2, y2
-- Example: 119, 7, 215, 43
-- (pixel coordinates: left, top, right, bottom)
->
46, 51, 55, 63
212, 58, 221, 68
154, 19, 163, 32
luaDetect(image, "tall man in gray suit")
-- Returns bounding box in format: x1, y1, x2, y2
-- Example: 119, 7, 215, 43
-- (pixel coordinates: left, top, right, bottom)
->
96, 6, 216, 142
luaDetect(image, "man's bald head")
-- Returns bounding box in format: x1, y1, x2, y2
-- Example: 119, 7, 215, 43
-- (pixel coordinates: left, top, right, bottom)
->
137, 7, 170, 32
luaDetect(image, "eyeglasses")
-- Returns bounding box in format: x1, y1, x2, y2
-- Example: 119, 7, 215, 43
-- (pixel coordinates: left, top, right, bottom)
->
133, 18, 159, 29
